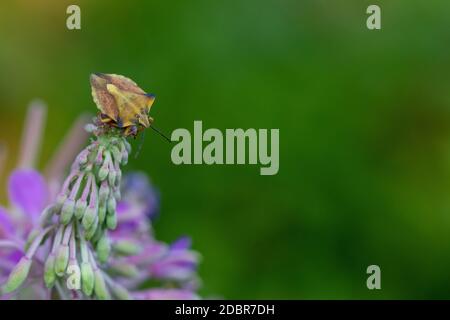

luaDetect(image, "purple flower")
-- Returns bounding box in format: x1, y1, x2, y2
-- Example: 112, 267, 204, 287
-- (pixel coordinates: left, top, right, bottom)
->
0, 169, 49, 238
171, 236, 192, 250
118, 172, 159, 222
112, 176, 199, 283
8, 169, 49, 225
0, 170, 49, 286
112, 172, 159, 238
0, 207, 14, 238
0, 207, 20, 271
1, 100, 204, 300
149, 237, 199, 282
121, 242, 167, 265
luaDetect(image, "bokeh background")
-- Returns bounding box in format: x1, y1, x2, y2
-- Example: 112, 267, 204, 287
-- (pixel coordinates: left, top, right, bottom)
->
1, 0, 450, 299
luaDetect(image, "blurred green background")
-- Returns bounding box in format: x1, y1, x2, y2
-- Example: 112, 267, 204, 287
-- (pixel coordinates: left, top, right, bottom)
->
1, 0, 450, 299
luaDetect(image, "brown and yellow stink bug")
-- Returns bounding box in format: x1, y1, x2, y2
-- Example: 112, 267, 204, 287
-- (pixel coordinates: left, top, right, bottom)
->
90, 73, 156, 137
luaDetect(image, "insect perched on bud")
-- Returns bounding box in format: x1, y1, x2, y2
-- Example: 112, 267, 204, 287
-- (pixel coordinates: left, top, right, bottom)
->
90, 73, 156, 137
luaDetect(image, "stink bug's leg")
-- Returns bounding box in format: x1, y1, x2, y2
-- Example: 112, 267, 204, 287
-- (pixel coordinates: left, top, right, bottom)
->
100, 113, 113, 123
134, 130, 146, 158
124, 126, 131, 136
117, 117, 124, 128
126, 125, 138, 138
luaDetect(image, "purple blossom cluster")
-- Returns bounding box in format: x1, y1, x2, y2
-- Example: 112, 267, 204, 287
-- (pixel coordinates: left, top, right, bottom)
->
0, 101, 201, 300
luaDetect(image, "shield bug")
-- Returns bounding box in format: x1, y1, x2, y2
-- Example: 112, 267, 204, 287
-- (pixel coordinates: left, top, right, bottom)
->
90, 73, 156, 137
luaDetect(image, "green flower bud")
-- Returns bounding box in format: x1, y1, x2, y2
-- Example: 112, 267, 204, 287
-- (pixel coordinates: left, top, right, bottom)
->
81, 261, 95, 296
74, 199, 88, 220
2, 257, 32, 293
113, 240, 141, 256
39, 205, 57, 227
91, 226, 104, 244
108, 170, 117, 187
55, 193, 67, 209
82, 206, 97, 230
97, 204, 107, 226
124, 140, 131, 154
98, 165, 109, 181
106, 212, 117, 230
114, 187, 121, 201
60, 199, 75, 225
66, 260, 81, 291
44, 253, 57, 288
23, 229, 40, 253
95, 145, 105, 166
110, 146, 122, 164
98, 181, 109, 203
107, 196, 116, 214
115, 167, 122, 183
121, 151, 128, 165
111, 283, 131, 300
109, 263, 139, 278
96, 235, 111, 264
84, 216, 99, 240
55, 244, 69, 276
94, 270, 110, 300
77, 149, 89, 166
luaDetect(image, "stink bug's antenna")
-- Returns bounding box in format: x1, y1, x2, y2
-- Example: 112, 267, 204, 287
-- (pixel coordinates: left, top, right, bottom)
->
134, 124, 171, 159
150, 124, 172, 143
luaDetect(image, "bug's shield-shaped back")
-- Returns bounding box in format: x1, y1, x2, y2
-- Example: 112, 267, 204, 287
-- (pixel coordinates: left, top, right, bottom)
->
90, 73, 155, 129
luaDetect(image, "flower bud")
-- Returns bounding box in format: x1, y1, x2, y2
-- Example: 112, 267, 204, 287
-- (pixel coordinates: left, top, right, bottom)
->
94, 269, 110, 300
39, 204, 57, 227
67, 260, 81, 291
98, 181, 110, 203
77, 148, 90, 166
74, 199, 87, 220
98, 152, 112, 181
96, 234, 111, 264
82, 205, 97, 230
58, 172, 78, 207
85, 123, 97, 133
84, 216, 99, 240
55, 192, 67, 209
121, 150, 128, 165
114, 188, 121, 201
124, 140, 131, 154
110, 146, 122, 164
97, 204, 107, 226
115, 167, 122, 185
96, 145, 105, 166
107, 196, 116, 214
44, 253, 57, 288
110, 282, 131, 300
60, 199, 75, 225
55, 244, 70, 276
91, 226, 104, 244
23, 229, 40, 253
106, 212, 117, 230
81, 261, 95, 296
108, 169, 117, 187
109, 263, 139, 278
98, 165, 109, 181
2, 257, 32, 293
113, 240, 141, 256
